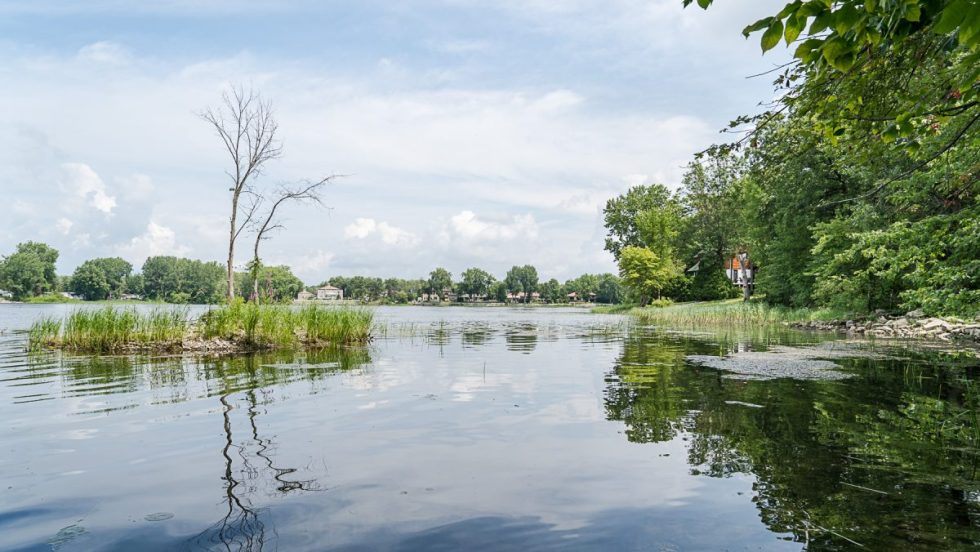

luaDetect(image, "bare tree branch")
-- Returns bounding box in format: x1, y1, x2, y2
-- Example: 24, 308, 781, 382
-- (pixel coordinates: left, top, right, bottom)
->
248, 176, 339, 301
199, 85, 282, 301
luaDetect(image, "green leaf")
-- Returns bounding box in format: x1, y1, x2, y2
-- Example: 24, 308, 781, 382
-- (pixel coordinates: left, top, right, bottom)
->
743, 17, 774, 37
697, 0, 712, 9
777, 1, 802, 19
810, 11, 832, 33
785, 13, 806, 44
933, 0, 969, 34
904, 4, 921, 22
797, 1, 824, 17
833, 4, 861, 35
794, 38, 823, 62
762, 19, 785, 52
959, 6, 980, 46
821, 37, 850, 64
864, 0, 875, 13
829, 51, 856, 71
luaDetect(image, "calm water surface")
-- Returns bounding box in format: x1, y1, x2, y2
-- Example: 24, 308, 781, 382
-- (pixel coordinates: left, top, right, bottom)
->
1, 305, 979, 551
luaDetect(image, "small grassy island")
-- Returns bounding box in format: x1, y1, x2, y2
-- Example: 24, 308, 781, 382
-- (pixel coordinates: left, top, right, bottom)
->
28, 303, 373, 354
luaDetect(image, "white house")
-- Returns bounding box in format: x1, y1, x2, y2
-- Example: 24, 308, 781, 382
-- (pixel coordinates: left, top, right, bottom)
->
296, 290, 314, 301
316, 285, 344, 301
724, 256, 756, 289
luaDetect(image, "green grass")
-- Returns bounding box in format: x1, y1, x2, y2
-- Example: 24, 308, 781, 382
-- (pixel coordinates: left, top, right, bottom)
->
624, 299, 854, 327
30, 303, 374, 353
198, 301, 373, 347
590, 303, 638, 314
29, 307, 189, 353
25, 294, 84, 304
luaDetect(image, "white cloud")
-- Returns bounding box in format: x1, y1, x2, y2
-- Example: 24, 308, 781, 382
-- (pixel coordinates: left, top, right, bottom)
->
116, 221, 190, 264
443, 210, 538, 242
429, 38, 493, 54
0, 0, 788, 280
287, 249, 334, 282
531, 89, 583, 113
56, 217, 73, 235
60, 162, 116, 214
115, 173, 154, 200
344, 217, 377, 239
344, 218, 419, 246
77, 41, 131, 65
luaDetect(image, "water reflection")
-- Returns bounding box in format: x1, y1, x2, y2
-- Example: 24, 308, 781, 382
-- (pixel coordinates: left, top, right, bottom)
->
2, 307, 980, 551
190, 383, 323, 551
605, 331, 980, 548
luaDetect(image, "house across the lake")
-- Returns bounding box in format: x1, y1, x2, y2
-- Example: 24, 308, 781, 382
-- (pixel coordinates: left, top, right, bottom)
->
724, 256, 755, 289
316, 285, 344, 301
297, 286, 344, 302
296, 290, 314, 301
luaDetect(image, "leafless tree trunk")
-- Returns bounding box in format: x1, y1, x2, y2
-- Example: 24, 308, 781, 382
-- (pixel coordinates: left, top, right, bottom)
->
738, 251, 751, 302
249, 178, 334, 302
201, 86, 282, 302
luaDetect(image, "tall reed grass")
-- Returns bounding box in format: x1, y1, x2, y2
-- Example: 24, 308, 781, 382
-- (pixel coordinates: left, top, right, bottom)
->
29, 303, 374, 353
627, 299, 850, 327
198, 301, 373, 347
29, 307, 189, 353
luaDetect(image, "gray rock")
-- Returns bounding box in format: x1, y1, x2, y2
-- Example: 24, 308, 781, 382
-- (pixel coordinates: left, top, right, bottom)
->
906, 309, 926, 319
921, 318, 952, 331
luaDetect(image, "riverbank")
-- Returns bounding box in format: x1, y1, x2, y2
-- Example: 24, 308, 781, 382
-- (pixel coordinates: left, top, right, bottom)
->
28, 303, 373, 354
616, 300, 980, 345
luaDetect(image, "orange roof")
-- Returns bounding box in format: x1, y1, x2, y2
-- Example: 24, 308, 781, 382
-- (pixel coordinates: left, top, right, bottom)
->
725, 257, 753, 270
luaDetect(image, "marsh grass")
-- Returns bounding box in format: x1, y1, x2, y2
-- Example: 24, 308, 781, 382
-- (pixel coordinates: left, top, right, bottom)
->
29, 303, 373, 353
27, 317, 61, 351
198, 301, 373, 347
627, 299, 852, 328
28, 307, 189, 353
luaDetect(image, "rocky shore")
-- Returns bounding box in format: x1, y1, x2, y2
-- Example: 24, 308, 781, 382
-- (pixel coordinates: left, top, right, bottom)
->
793, 310, 980, 344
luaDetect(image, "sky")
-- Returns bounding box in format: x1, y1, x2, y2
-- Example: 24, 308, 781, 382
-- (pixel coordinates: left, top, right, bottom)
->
0, 0, 788, 284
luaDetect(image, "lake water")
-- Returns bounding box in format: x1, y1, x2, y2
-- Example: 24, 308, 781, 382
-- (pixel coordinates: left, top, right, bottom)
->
1, 305, 979, 551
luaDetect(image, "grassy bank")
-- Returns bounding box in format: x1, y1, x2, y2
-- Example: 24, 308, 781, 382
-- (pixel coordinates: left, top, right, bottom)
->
29, 303, 373, 353
614, 299, 854, 328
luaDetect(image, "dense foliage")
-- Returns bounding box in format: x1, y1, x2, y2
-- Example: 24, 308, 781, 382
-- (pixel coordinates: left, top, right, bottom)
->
0, 242, 59, 300
607, 0, 979, 317
70, 257, 133, 300
141, 256, 225, 304
235, 265, 304, 303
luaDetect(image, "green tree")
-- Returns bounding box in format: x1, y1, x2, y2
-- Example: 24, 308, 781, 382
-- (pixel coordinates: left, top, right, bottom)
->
539, 278, 563, 303
70, 262, 110, 300
70, 257, 132, 300
142, 256, 224, 303
596, 273, 625, 304
603, 184, 674, 259
428, 268, 453, 296
618, 246, 679, 305
0, 242, 59, 299
459, 267, 495, 300
238, 265, 304, 303
504, 265, 539, 303
675, 153, 746, 301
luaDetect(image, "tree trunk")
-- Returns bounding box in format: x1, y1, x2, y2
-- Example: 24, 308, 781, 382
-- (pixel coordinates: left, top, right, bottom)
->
227, 193, 238, 303
739, 254, 750, 302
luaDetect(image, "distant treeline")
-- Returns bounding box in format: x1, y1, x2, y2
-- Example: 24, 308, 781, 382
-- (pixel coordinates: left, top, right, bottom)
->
319, 267, 625, 304
0, 242, 302, 303
0, 242, 625, 304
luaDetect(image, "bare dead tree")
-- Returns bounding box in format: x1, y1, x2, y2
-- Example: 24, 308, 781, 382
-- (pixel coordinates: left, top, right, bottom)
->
200, 86, 283, 302
248, 178, 335, 302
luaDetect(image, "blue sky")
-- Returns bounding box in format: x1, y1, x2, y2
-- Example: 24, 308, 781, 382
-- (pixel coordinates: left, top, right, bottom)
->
0, 0, 787, 283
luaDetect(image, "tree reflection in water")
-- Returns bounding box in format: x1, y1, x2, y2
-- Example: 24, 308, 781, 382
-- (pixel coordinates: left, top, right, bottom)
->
188, 348, 369, 551
604, 331, 980, 549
